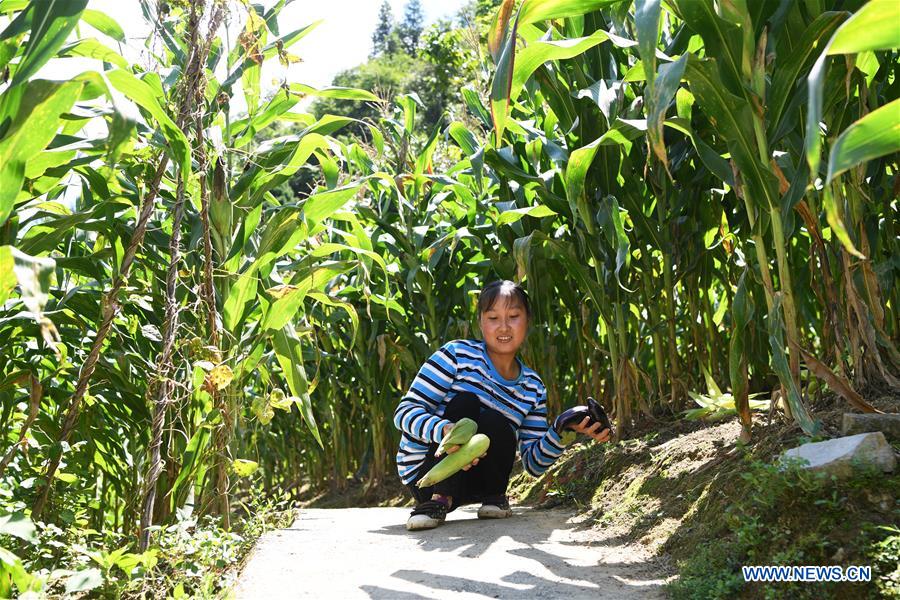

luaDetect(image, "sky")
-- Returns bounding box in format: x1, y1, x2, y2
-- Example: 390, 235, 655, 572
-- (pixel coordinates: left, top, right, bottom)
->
88, 0, 471, 89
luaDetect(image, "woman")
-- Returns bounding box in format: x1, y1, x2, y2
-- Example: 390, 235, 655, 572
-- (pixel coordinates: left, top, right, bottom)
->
393, 280, 611, 531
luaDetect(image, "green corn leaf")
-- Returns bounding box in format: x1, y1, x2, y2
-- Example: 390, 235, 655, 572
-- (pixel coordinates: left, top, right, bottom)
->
0, 79, 83, 225
684, 55, 780, 210
11, 247, 55, 319
273, 325, 323, 448
303, 185, 360, 226
223, 264, 259, 333
646, 53, 687, 170
670, 0, 744, 95
0, 246, 14, 305
261, 264, 348, 331
309, 242, 389, 274
0, 0, 31, 60
255, 208, 307, 265
513, 233, 533, 281
663, 118, 733, 184
58, 38, 127, 68
508, 29, 630, 110
168, 421, 213, 512
397, 93, 421, 131
767, 295, 821, 436
415, 120, 442, 175
822, 184, 864, 259
605, 196, 632, 292
290, 83, 379, 101
308, 291, 359, 347
448, 122, 479, 156
634, 0, 661, 98
766, 11, 845, 140
105, 69, 191, 175
518, 231, 612, 321
0, 37, 18, 73
827, 0, 900, 54
519, 0, 626, 25
807, 0, 899, 177
564, 119, 647, 231
461, 85, 492, 130
497, 204, 557, 225
0, 0, 29, 12
827, 98, 900, 183
81, 8, 125, 42
489, 4, 520, 144
10, 0, 89, 86
241, 133, 331, 203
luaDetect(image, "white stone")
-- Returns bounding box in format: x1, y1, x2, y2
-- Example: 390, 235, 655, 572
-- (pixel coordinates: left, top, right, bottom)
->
781, 432, 896, 478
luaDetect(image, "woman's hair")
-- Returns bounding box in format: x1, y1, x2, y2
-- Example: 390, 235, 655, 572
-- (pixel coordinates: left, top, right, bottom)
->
477, 280, 531, 320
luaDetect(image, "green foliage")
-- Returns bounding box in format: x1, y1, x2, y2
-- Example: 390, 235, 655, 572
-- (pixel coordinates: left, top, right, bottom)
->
0, 488, 293, 597
868, 526, 900, 598
315, 2, 484, 137
313, 51, 420, 131
668, 458, 899, 599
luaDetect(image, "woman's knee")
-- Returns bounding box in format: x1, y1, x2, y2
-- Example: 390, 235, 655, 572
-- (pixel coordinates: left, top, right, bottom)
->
444, 392, 481, 420
477, 409, 516, 445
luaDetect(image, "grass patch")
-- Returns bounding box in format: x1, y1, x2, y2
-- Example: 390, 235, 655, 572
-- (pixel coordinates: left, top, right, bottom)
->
667, 457, 899, 599
4, 488, 295, 599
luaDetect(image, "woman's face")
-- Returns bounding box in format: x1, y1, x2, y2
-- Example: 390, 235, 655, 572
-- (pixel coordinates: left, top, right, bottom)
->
479, 294, 528, 360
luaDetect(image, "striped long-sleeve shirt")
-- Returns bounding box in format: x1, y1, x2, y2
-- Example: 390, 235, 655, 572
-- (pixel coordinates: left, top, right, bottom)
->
393, 338, 570, 485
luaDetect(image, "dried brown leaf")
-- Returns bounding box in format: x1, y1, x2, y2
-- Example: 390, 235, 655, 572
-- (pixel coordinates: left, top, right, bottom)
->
800, 348, 881, 413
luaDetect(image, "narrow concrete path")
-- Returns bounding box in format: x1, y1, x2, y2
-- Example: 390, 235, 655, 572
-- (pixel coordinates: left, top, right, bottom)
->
234, 506, 673, 599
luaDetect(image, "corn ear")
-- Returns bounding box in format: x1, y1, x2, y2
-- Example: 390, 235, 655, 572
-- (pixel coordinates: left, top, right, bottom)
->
436, 417, 477, 456
416, 433, 490, 488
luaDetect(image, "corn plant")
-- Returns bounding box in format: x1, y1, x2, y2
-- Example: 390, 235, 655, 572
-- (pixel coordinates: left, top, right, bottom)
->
0, 0, 384, 561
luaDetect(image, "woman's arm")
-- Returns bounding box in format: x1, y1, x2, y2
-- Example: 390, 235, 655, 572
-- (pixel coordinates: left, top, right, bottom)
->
392, 342, 458, 444
516, 390, 570, 478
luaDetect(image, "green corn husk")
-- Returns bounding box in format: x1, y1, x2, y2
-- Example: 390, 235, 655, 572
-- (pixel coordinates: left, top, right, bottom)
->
436, 417, 477, 456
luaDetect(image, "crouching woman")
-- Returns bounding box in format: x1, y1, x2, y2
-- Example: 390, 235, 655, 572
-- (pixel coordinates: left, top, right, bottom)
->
392, 280, 611, 531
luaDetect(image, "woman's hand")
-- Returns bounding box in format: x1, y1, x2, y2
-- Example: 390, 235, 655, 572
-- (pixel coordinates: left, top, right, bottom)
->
569, 416, 611, 443
439, 424, 487, 470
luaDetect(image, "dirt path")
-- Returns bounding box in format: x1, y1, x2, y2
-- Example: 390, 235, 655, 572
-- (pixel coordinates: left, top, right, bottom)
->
234, 505, 675, 599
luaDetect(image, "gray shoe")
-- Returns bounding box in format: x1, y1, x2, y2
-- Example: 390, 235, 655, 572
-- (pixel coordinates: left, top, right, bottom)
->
477, 496, 512, 519
406, 500, 449, 531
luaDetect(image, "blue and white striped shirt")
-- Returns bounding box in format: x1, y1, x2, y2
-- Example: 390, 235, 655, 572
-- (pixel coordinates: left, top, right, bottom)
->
393, 339, 569, 485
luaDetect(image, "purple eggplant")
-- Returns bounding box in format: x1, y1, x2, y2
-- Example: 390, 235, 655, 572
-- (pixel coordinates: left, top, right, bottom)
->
588, 397, 613, 433
552, 405, 591, 434
552, 397, 614, 435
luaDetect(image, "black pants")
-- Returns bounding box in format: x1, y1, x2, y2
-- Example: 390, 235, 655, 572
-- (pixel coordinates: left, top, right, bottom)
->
406, 392, 517, 511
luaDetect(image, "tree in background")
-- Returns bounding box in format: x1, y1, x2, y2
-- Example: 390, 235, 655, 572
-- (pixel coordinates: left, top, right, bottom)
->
316, 2, 484, 137
398, 0, 425, 56
371, 1, 396, 57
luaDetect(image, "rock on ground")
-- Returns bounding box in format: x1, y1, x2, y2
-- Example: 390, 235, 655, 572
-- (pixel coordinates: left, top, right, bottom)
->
234, 506, 674, 599
842, 413, 900, 441
781, 432, 897, 478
